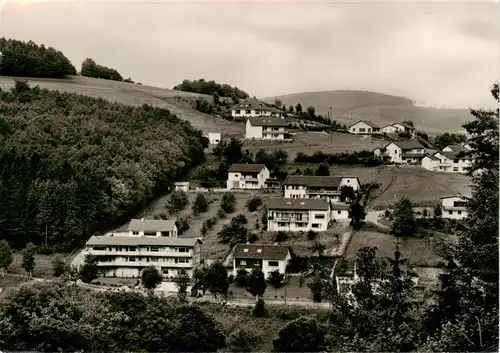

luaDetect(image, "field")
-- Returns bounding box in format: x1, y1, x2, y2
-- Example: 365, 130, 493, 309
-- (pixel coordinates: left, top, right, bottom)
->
243, 131, 388, 158
8, 252, 69, 279
0, 75, 245, 137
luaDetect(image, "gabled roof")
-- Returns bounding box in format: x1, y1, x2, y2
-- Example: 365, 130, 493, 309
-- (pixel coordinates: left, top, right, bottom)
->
248, 117, 288, 127
228, 163, 267, 173
348, 120, 379, 129
423, 154, 440, 161
386, 139, 425, 150
434, 151, 457, 160
231, 97, 281, 112
332, 203, 350, 210
233, 244, 291, 260
392, 122, 415, 130
86, 235, 201, 247
128, 219, 176, 232
443, 144, 469, 153
267, 197, 330, 211
284, 175, 342, 188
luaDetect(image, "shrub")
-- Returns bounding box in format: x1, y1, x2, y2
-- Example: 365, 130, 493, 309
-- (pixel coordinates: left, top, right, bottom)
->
52, 256, 66, 277
168, 190, 189, 214
295, 150, 381, 167
252, 299, 267, 317
267, 270, 285, 288
275, 231, 289, 243
81, 58, 123, 81
176, 217, 190, 235
246, 197, 263, 212
192, 193, 209, 215
235, 269, 248, 287
247, 233, 259, 243
206, 217, 218, 229
307, 230, 318, 241
220, 193, 236, 213
226, 329, 261, 353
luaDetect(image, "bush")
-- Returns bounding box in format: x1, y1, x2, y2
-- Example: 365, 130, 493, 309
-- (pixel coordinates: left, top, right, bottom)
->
217, 208, 226, 219
0, 38, 76, 77
252, 299, 267, 317
246, 197, 263, 212
206, 217, 218, 229
226, 329, 261, 353
275, 231, 289, 243
168, 190, 189, 214
307, 230, 318, 241
176, 217, 190, 235
52, 256, 66, 277
235, 269, 248, 287
81, 58, 123, 81
220, 193, 236, 213
247, 233, 259, 243
267, 270, 285, 288
295, 150, 381, 167
192, 193, 209, 215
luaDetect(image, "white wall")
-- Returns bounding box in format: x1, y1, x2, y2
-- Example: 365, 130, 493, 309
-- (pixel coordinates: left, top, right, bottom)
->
245, 119, 263, 139
331, 209, 350, 221
385, 143, 403, 163
207, 133, 221, 145
226, 167, 269, 190
441, 197, 468, 220
283, 185, 307, 198
268, 209, 330, 232
382, 125, 397, 133
174, 183, 190, 192
349, 122, 374, 134
127, 227, 178, 237
233, 109, 275, 118
421, 157, 439, 171
339, 177, 360, 191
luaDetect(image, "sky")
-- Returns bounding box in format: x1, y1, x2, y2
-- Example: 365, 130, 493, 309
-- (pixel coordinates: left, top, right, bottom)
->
1, 0, 499, 108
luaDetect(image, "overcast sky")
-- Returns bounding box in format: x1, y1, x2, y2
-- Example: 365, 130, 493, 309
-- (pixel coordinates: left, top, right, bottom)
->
2, 0, 499, 108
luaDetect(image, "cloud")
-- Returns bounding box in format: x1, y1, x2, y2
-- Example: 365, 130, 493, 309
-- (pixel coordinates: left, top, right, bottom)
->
1, 0, 498, 108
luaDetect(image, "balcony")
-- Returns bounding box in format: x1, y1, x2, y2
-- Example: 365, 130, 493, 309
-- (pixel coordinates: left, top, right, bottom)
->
97, 259, 193, 268
271, 215, 309, 222
89, 249, 193, 257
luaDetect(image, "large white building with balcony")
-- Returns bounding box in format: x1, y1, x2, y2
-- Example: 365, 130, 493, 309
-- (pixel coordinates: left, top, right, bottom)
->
227, 163, 270, 190
83, 218, 202, 278
440, 196, 468, 220
232, 244, 292, 278
231, 97, 284, 119
422, 144, 473, 173
245, 117, 288, 140
283, 175, 361, 202
267, 198, 332, 232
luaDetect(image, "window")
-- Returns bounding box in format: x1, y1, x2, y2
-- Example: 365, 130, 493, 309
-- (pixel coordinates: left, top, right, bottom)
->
160, 231, 170, 237
149, 247, 159, 252
337, 211, 342, 215
93, 246, 106, 251
278, 222, 287, 227
269, 261, 279, 267
257, 249, 262, 253
453, 159, 459, 163
162, 269, 169, 275
146, 257, 150, 262
178, 247, 189, 253
240, 260, 247, 266
359, 128, 366, 132
243, 248, 249, 253
315, 214, 325, 219
458, 211, 462, 215
449, 211, 453, 215
453, 167, 459, 171
312, 224, 320, 228
129, 257, 136, 262
129, 247, 137, 252
132, 231, 139, 235
245, 110, 251, 114
235, 110, 240, 114
144, 231, 156, 236
177, 258, 189, 263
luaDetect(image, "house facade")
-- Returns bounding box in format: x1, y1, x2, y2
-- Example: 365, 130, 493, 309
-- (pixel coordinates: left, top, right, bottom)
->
227, 164, 270, 190
421, 155, 440, 171
283, 175, 361, 201
348, 120, 380, 134
206, 132, 221, 145
381, 124, 398, 134
375, 140, 425, 164
267, 198, 331, 232
246, 117, 287, 140
232, 244, 292, 278
231, 97, 283, 118
440, 196, 468, 220
174, 182, 190, 192
431, 145, 472, 173
382, 123, 416, 138
332, 203, 350, 221
83, 219, 201, 278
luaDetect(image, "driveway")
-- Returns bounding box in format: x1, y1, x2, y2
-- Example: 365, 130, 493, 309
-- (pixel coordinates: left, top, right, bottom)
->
366, 210, 390, 229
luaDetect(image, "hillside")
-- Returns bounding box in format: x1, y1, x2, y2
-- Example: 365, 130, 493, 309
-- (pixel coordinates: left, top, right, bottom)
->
0, 75, 245, 136
0, 81, 208, 250
265, 90, 471, 133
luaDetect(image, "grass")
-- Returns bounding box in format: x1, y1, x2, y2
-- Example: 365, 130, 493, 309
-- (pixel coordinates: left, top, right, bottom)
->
243, 131, 388, 158
344, 230, 442, 267
199, 302, 328, 351
0, 75, 245, 137
0, 274, 33, 302
229, 276, 312, 301
8, 252, 68, 279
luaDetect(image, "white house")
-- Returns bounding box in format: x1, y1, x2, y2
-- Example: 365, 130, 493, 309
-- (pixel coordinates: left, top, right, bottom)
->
205, 132, 221, 145
174, 182, 190, 192
283, 175, 361, 201
232, 244, 292, 278
246, 117, 288, 140
421, 155, 441, 172
440, 196, 468, 220
348, 120, 380, 134
381, 124, 399, 134
432, 146, 473, 173
231, 97, 284, 119
375, 140, 426, 163
331, 203, 350, 221
381, 123, 416, 138
83, 219, 202, 278
227, 163, 270, 190
267, 198, 331, 232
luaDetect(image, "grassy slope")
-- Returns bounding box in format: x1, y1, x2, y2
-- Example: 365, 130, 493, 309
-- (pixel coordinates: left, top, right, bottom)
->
0, 75, 245, 137
265, 90, 471, 133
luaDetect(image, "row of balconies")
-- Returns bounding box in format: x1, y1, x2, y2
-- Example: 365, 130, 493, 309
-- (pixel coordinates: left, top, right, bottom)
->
88, 249, 193, 257
97, 259, 193, 268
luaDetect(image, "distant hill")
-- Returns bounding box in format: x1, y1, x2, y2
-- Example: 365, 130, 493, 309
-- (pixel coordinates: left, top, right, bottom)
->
265, 90, 471, 133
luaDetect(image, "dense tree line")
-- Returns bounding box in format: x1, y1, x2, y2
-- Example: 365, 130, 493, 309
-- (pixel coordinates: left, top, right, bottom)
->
0, 81, 206, 250
295, 150, 382, 166
80, 58, 126, 82
0, 38, 76, 78
434, 132, 467, 150
173, 79, 249, 99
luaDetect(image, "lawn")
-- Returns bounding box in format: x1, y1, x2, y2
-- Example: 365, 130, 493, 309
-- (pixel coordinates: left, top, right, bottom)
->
8, 252, 68, 279
228, 276, 312, 301
344, 230, 442, 267
243, 131, 388, 158
0, 75, 245, 137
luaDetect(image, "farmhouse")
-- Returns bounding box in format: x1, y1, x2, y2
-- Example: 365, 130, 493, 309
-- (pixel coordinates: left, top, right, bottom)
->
83, 219, 202, 278
231, 97, 284, 119
381, 123, 416, 138
374, 140, 425, 164
246, 117, 288, 140
331, 203, 350, 221
226, 163, 270, 190
174, 182, 190, 192
267, 198, 331, 232
283, 175, 361, 201
421, 154, 441, 172
232, 244, 292, 278
348, 120, 380, 134
440, 196, 468, 220
428, 144, 473, 173
205, 132, 221, 145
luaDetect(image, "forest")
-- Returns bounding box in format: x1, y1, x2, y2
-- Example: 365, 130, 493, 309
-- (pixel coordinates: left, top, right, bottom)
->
173, 78, 249, 99
0, 81, 207, 250
0, 38, 76, 78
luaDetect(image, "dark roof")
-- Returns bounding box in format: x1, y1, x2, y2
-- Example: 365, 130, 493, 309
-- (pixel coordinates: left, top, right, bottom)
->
423, 154, 440, 161
349, 120, 380, 129
435, 151, 457, 160
128, 219, 176, 232
444, 144, 469, 153
86, 235, 202, 247
267, 198, 330, 211
248, 117, 288, 127
284, 175, 342, 188
228, 163, 267, 173
231, 97, 284, 113
331, 203, 350, 210
233, 244, 291, 260
387, 139, 425, 150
